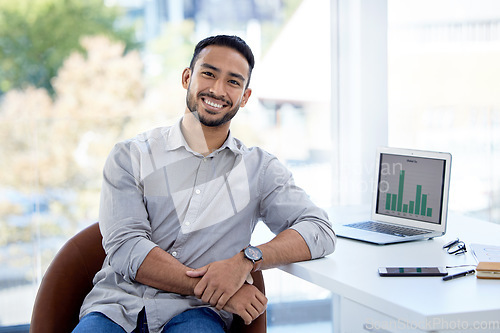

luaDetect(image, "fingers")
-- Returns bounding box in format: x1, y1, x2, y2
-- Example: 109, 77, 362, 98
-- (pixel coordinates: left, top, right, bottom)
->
193, 276, 235, 308
240, 299, 266, 325
215, 294, 230, 310
234, 304, 259, 325
245, 304, 261, 325
252, 293, 267, 317
241, 312, 253, 325
189, 258, 249, 309
204, 288, 221, 306
185, 265, 208, 278
193, 277, 207, 298
194, 280, 230, 309
255, 291, 268, 310
225, 285, 268, 325
206, 288, 230, 310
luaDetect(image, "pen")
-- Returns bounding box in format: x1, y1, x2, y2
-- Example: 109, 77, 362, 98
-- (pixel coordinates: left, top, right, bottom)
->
443, 269, 476, 281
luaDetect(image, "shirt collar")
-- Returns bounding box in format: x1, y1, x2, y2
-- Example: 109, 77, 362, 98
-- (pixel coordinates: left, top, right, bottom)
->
164, 118, 187, 152
165, 117, 243, 156
222, 130, 243, 156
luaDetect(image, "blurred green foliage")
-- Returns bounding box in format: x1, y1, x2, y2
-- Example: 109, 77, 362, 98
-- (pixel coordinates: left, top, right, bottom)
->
0, 0, 138, 96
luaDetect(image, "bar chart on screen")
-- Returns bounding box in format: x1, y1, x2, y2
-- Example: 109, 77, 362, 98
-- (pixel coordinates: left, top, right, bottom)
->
377, 154, 445, 224
384, 170, 434, 217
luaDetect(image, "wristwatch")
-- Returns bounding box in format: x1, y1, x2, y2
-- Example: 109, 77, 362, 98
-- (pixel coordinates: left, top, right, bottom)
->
242, 245, 263, 272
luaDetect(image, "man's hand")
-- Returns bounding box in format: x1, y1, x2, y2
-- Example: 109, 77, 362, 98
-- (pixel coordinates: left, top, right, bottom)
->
223, 284, 267, 325
186, 252, 253, 309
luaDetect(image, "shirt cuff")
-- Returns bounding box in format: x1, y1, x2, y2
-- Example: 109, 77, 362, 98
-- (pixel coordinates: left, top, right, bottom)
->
290, 221, 336, 259
113, 237, 158, 283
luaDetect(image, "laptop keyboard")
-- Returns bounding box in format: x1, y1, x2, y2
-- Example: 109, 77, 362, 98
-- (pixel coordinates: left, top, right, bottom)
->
345, 221, 431, 237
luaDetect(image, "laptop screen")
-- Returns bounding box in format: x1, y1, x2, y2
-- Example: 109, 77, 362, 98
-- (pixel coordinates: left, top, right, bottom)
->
375, 153, 447, 225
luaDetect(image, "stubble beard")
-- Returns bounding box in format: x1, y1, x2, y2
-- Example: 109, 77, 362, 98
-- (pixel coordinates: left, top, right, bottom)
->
186, 90, 239, 127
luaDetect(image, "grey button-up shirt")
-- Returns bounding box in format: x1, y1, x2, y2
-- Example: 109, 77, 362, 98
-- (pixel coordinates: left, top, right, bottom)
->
79, 118, 336, 333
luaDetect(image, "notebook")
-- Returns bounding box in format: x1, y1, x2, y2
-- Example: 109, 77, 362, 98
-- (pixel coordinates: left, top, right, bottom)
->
334, 147, 452, 245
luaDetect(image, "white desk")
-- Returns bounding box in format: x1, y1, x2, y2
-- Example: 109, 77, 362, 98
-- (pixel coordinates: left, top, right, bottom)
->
279, 207, 500, 333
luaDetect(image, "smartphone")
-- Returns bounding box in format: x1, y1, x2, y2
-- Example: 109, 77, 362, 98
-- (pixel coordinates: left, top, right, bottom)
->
378, 267, 448, 277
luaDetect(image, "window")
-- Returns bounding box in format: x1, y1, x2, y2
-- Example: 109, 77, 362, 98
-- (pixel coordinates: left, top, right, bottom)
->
388, 0, 500, 223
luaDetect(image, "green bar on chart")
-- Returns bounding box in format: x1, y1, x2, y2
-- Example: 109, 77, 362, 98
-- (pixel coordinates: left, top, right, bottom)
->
391, 194, 397, 211
403, 204, 408, 213
386, 193, 392, 210
397, 170, 405, 212
415, 185, 422, 215
427, 208, 432, 217
421, 194, 427, 215
409, 201, 414, 214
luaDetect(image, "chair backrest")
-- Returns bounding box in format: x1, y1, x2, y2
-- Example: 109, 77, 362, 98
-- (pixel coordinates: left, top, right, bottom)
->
30, 222, 266, 333
30, 222, 105, 333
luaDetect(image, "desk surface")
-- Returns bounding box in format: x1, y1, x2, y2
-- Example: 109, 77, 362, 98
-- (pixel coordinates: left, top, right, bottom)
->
279, 207, 500, 330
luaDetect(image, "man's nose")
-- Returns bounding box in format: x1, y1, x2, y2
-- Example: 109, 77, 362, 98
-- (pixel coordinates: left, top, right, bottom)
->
209, 78, 226, 97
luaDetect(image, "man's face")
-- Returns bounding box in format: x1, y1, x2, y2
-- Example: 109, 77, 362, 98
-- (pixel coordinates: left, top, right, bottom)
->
182, 45, 252, 127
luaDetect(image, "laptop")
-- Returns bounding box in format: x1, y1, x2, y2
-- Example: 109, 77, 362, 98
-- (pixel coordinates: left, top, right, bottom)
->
334, 147, 452, 245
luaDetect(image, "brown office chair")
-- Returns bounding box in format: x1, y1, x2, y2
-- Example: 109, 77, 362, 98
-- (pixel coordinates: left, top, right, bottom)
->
30, 222, 266, 333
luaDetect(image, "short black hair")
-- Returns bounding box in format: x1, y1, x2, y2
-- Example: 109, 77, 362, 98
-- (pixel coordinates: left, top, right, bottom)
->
189, 35, 255, 88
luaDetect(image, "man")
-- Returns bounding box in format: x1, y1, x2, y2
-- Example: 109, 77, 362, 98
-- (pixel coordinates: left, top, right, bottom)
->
73, 35, 335, 333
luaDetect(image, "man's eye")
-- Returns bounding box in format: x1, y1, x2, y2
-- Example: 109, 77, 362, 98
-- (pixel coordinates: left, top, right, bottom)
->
228, 80, 241, 86
202, 71, 214, 77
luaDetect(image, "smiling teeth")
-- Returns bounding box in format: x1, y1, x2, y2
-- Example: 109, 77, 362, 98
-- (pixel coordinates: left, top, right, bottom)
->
205, 100, 223, 108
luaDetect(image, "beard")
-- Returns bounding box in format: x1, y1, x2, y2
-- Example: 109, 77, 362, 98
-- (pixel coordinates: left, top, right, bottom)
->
186, 90, 240, 127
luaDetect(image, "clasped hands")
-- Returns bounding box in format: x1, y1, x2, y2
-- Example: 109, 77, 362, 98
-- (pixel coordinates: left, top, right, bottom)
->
185, 253, 267, 325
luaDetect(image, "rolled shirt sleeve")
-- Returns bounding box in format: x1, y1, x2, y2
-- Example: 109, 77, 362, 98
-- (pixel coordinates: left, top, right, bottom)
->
259, 155, 336, 259
99, 142, 158, 283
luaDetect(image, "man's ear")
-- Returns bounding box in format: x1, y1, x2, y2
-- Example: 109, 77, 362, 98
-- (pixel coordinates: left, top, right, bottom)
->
240, 88, 252, 108
182, 67, 191, 89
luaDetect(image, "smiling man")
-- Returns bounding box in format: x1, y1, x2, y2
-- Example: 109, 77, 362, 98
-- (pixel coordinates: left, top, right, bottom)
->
73, 35, 336, 333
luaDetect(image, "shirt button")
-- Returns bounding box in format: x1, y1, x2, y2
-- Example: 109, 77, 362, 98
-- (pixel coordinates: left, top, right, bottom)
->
195, 189, 201, 195
203, 158, 207, 162
184, 221, 191, 226
172, 251, 178, 257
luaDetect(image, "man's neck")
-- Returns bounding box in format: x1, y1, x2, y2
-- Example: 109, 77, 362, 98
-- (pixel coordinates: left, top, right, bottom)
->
181, 111, 230, 156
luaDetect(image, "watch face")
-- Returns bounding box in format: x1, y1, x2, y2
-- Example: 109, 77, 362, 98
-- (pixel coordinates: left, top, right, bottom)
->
245, 246, 262, 261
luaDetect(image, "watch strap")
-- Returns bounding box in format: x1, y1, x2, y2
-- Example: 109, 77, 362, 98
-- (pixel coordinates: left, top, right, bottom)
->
242, 246, 263, 272
251, 257, 262, 272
